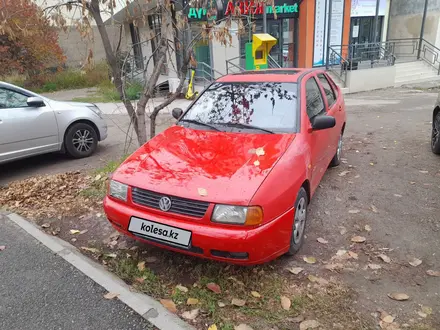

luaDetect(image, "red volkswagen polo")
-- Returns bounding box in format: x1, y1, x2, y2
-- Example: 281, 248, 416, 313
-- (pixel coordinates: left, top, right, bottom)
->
104, 69, 346, 265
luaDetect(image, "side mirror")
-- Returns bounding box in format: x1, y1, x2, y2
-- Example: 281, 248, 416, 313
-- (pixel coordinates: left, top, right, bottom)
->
27, 97, 45, 107
311, 115, 336, 131
172, 108, 183, 120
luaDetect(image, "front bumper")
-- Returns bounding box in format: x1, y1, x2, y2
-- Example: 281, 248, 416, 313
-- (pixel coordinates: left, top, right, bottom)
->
103, 196, 294, 265
98, 120, 108, 141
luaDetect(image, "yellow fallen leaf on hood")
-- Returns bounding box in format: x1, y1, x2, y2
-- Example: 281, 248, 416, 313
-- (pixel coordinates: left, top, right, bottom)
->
198, 188, 208, 196
255, 147, 265, 156
254, 160, 260, 166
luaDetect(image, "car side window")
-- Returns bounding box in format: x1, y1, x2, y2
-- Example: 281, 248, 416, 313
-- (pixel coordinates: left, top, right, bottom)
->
305, 77, 325, 121
317, 74, 337, 107
0, 88, 29, 109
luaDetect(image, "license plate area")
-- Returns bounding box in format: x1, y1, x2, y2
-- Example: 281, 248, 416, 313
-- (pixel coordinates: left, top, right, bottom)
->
128, 217, 192, 247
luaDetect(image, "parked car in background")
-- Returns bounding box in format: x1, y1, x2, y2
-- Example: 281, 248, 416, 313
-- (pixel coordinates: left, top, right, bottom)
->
104, 69, 346, 265
0, 82, 107, 164
432, 92, 440, 154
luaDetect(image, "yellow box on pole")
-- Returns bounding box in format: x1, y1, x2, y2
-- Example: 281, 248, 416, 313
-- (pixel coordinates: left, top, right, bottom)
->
252, 34, 277, 69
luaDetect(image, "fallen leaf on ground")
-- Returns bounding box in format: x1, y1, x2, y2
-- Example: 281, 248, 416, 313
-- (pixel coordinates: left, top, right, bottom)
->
393, 194, 402, 198
105, 253, 117, 258
300, 320, 320, 330
379, 254, 391, 263
198, 188, 208, 197
289, 315, 305, 323
382, 315, 395, 323
255, 147, 265, 156
218, 302, 226, 307
324, 263, 344, 271
349, 209, 360, 214
135, 277, 144, 284
338, 170, 350, 177
336, 249, 347, 257
370, 162, 375, 166
308, 275, 319, 283
348, 251, 359, 259
206, 282, 221, 294
187, 298, 199, 305
388, 292, 409, 301
426, 270, 440, 277
419, 170, 429, 174
232, 298, 246, 307
336, 197, 342, 202
408, 257, 422, 267
235, 324, 253, 330
371, 205, 379, 213
41, 223, 50, 228
81, 247, 100, 253
339, 226, 347, 235
281, 296, 291, 310
421, 306, 432, 315
317, 237, 328, 244
251, 291, 261, 298
145, 256, 157, 263
182, 308, 199, 320
368, 264, 382, 270
364, 225, 372, 232
418, 311, 427, 318
303, 256, 317, 264
351, 236, 366, 243
287, 267, 304, 275
176, 284, 188, 293
96, 213, 102, 218
160, 299, 177, 313
137, 261, 145, 271
104, 292, 119, 300
0, 245, 5, 251
94, 174, 102, 181
208, 325, 218, 330
69, 229, 81, 235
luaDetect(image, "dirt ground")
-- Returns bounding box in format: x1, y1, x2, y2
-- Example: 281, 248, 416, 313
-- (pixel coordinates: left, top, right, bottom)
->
1, 87, 440, 329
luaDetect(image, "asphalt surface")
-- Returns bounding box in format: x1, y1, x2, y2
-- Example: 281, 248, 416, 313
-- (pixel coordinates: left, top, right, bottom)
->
0, 214, 155, 330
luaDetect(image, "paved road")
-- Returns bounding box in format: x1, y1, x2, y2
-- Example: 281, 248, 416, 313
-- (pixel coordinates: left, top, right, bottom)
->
0, 214, 155, 330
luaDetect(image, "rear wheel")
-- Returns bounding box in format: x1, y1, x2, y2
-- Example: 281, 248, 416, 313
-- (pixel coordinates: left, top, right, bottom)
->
330, 132, 343, 167
286, 187, 308, 256
65, 122, 98, 159
432, 110, 440, 154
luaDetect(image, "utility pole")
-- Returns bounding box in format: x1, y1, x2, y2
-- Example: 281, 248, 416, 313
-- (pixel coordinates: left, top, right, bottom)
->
372, 0, 380, 43
418, 0, 429, 59
325, 0, 333, 69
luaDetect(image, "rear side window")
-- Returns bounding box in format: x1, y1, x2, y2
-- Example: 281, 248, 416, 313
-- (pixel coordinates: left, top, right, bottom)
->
317, 74, 337, 107
305, 78, 325, 120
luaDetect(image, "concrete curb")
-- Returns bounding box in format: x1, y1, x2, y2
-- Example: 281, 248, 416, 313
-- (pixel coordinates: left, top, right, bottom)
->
6, 212, 195, 330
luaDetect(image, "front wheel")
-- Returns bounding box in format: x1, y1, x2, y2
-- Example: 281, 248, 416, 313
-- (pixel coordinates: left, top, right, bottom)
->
286, 187, 308, 256
65, 122, 98, 158
330, 132, 343, 167
432, 111, 440, 154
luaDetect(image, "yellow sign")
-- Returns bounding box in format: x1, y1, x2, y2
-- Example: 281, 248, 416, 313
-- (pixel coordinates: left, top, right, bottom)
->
252, 33, 277, 67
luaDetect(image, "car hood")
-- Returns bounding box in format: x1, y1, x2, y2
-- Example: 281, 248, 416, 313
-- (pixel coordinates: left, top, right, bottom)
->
113, 126, 295, 205
46, 99, 95, 109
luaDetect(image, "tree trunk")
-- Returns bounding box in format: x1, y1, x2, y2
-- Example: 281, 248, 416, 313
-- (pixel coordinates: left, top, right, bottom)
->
89, 0, 147, 145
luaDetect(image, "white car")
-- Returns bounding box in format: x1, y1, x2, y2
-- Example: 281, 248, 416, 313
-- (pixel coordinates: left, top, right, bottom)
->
0, 82, 107, 164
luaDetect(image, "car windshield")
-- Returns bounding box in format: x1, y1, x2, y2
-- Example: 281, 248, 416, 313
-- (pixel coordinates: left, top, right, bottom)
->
180, 82, 298, 133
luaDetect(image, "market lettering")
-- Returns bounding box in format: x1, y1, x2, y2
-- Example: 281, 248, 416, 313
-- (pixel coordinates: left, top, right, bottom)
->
266, 2, 298, 14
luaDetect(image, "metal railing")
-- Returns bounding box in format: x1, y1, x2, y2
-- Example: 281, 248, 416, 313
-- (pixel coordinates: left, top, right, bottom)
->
225, 54, 282, 74
194, 62, 224, 86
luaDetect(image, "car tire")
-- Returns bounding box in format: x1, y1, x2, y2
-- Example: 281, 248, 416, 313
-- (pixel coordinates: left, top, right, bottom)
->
329, 132, 343, 167
64, 122, 98, 159
286, 187, 308, 256
432, 110, 440, 155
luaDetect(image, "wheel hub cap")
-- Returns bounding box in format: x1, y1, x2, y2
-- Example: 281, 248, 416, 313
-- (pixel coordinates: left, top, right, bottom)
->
293, 197, 306, 244
73, 129, 93, 152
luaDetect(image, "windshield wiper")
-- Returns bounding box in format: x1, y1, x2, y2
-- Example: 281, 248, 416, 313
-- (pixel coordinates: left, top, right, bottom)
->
217, 122, 275, 134
179, 119, 220, 131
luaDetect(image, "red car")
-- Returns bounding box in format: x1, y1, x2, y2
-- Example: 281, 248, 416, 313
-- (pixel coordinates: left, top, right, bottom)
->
104, 69, 346, 265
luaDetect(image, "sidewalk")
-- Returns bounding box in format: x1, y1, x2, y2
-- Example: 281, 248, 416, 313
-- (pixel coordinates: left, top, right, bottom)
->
0, 213, 192, 330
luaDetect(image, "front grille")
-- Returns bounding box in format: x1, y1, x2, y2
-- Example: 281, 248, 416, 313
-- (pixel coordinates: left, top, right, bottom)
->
131, 187, 209, 218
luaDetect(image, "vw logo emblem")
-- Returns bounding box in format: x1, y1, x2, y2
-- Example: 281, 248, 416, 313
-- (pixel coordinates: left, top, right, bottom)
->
158, 196, 172, 212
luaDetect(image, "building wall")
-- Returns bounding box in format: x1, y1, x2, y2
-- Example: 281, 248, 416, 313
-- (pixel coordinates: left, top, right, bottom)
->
388, 0, 440, 46
58, 25, 128, 67
211, 21, 240, 76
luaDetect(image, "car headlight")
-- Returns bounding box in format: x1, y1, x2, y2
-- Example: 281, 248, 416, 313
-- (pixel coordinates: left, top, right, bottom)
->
211, 205, 263, 226
109, 180, 128, 201
88, 105, 103, 119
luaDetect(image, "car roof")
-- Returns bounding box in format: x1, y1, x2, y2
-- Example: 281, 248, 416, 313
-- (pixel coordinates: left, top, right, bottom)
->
217, 68, 314, 83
